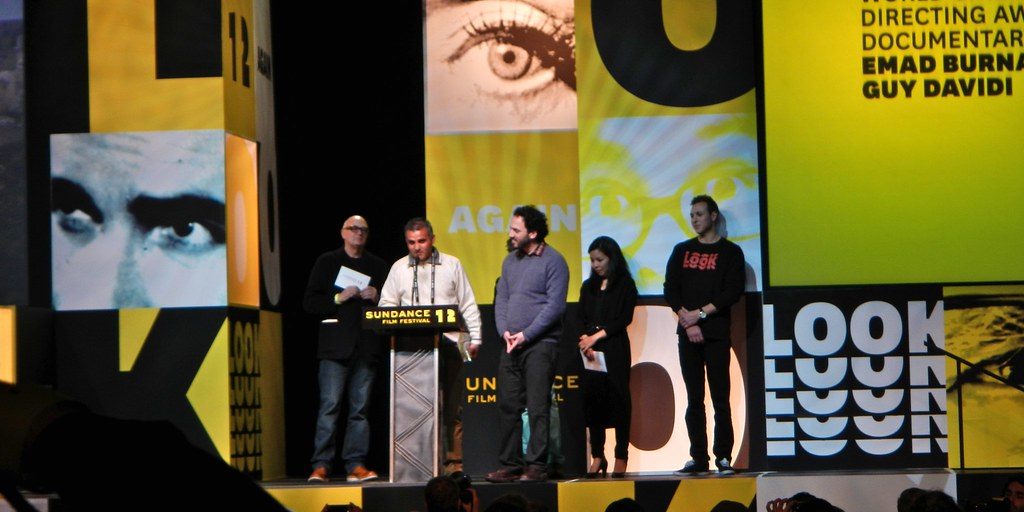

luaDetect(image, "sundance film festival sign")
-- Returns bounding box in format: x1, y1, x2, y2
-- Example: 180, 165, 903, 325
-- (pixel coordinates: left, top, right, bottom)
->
762, 287, 948, 470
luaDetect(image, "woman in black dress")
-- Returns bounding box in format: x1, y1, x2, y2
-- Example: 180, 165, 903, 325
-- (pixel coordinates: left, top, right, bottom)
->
578, 236, 638, 478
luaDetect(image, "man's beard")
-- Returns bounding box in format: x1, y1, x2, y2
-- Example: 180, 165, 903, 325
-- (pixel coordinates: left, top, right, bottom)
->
508, 237, 532, 257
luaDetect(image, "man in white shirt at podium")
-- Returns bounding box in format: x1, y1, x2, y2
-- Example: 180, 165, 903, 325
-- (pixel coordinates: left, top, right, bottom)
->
379, 217, 482, 474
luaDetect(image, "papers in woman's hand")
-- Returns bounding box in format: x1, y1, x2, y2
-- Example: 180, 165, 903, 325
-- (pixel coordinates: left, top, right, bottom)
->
581, 350, 607, 372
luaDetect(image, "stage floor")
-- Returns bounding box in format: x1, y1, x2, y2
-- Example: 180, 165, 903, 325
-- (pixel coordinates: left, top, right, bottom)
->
264, 472, 756, 512
261, 468, 1021, 512
6, 468, 1020, 512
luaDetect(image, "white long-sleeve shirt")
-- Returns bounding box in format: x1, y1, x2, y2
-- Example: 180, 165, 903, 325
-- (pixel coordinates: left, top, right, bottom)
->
378, 250, 483, 345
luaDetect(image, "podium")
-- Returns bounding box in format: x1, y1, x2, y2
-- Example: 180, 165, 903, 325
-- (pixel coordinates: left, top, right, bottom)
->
362, 305, 465, 483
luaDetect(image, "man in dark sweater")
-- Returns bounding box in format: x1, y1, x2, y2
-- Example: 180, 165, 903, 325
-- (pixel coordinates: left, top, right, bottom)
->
663, 195, 745, 475
303, 215, 389, 483
485, 206, 569, 483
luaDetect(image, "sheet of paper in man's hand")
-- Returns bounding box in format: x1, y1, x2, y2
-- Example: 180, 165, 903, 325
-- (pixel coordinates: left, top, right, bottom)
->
334, 266, 371, 290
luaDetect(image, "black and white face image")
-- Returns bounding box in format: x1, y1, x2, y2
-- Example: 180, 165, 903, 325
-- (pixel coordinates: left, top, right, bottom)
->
50, 131, 226, 310
425, 0, 576, 133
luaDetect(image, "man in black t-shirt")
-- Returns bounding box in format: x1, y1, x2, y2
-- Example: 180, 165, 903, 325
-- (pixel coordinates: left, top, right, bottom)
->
663, 195, 745, 475
304, 215, 389, 483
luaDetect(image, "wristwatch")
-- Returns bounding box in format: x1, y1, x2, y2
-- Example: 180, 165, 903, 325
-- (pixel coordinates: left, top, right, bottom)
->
698, 308, 708, 320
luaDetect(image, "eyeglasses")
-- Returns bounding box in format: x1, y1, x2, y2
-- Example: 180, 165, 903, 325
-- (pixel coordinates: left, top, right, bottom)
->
344, 226, 369, 233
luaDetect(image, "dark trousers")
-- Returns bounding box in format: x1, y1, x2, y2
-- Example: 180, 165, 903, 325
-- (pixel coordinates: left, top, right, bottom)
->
678, 335, 733, 463
496, 341, 558, 470
585, 370, 631, 460
588, 414, 631, 460
439, 340, 464, 463
583, 339, 632, 460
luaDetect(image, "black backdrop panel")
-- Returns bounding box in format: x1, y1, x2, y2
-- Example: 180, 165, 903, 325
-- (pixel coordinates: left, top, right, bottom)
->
0, 13, 27, 305
755, 286, 947, 471
24, 0, 89, 306
54, 307, 228, 456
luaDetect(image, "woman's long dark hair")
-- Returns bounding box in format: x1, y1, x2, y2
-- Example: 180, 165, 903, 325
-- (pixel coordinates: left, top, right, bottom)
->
587, 236, 634, 290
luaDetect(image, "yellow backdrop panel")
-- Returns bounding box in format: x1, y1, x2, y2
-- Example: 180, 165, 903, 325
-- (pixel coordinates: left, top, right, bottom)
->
118, 308, 159, 372
764, 2, 1024, 286
668, 477, 756, 512
87, 0, 223, 132
222, 0, 256, 140
0, 307, 14, 384
226, 134, 260, 307
187, 317, 231, 462
557, 481, 634, 511
426, 132, 582, 304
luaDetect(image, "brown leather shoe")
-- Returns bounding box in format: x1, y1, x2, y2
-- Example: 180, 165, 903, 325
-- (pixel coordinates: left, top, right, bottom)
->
307, 467, 329, 482
484, 467, 522, 483
346, 465, 378, 483
519, 466, 548, 482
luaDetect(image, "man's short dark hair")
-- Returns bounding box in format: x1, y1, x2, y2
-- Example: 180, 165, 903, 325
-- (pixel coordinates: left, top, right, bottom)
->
1006, 475, 1024, 494
898, 487, 926, 512
512, 205, 549, 242
788, 492, 844, 512
405, 217, 434, 236
424, 476, 460, 512
691, 194, 720, 216
906, 490, 962, 512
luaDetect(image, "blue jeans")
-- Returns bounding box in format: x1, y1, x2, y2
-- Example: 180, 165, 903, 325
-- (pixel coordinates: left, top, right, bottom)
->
311, 357, 376, 473
521, 388, 563, 466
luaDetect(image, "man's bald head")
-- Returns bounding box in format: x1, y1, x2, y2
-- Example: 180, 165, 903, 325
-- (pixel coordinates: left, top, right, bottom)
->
341, 215, 370, 255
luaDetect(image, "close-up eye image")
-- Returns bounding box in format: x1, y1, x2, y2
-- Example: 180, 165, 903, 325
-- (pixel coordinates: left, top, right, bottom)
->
51, 177, 105, 241
128, 194, 227, 255
49, 130, 227, 311
425, 0, 577, 133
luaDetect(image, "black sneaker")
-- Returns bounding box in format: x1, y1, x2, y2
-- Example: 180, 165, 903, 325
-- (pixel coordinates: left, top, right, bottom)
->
673, 460, 709, 475
716, 458, 735, 475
